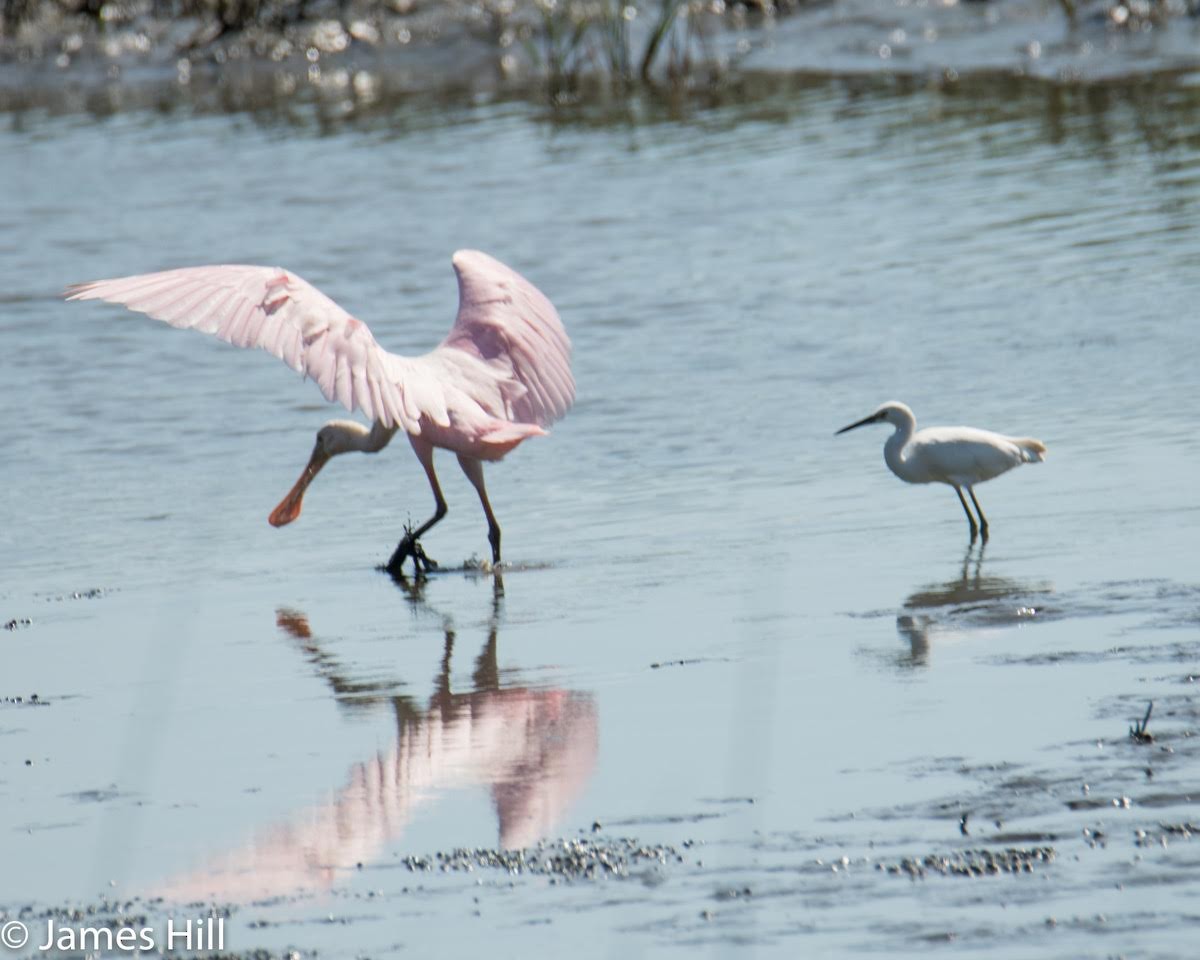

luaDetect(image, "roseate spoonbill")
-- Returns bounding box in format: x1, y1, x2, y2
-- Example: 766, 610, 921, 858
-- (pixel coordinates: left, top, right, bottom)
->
835, 401, 1046, 540
65, 250, 574, 573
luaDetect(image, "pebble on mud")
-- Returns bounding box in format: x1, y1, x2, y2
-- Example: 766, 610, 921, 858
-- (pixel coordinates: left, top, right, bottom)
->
883, 846, 1056, 879
398, 837, 682, 881
2, 695, 49, 706
1134, 822, 1198, 846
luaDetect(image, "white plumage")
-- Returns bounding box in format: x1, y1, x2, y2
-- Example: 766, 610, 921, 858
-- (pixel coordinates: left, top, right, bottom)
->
836, 401, 1045, 540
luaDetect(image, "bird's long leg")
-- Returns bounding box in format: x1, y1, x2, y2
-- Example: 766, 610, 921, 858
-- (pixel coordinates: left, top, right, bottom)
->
967, 487, 989, 541
457, 455, 502, 566
387, 437, 447, 575
954, 485, 979, 541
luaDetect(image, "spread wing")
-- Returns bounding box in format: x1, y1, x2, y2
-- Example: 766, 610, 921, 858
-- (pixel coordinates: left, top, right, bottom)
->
64, 265, 428, 433
440, 250, 574, 428
65, 252, 575, 441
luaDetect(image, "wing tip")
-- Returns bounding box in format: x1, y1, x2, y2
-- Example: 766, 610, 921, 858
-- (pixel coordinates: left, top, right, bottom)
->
452, 249, 494, 275
62, 281, 96, 301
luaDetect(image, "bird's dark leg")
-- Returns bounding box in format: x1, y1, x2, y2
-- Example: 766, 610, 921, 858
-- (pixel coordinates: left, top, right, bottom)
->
387, 437, 447, 576
954, 486, 979, 541
967, 487, 989, 541
388, 510, 445, 575
457, 454, 502, 567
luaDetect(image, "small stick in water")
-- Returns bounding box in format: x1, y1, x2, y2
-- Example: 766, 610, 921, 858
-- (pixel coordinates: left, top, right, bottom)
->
1129, 701, 1154, 744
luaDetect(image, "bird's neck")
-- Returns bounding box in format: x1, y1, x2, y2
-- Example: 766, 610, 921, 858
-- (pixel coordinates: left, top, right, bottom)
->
883, 420, 917, 482
364, 421, 399, 452
330, 420, 398, 455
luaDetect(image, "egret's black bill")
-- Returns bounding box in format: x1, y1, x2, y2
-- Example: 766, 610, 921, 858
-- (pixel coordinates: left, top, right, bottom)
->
835, 413, 882, 436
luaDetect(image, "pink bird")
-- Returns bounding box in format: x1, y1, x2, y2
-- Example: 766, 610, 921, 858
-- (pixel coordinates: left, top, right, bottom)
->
65, 250, 574, 574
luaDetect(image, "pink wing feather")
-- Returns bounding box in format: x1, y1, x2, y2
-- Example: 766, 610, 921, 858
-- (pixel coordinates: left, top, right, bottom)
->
442, 250, 574, 429
64, 265, 420, 432
64, 252, 574, 442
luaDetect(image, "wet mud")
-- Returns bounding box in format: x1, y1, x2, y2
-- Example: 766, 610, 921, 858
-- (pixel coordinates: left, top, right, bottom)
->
877, 846, 1056, 878
397, 836, 683, 879
6, 561, 1199, 956
3, 588, 107, 633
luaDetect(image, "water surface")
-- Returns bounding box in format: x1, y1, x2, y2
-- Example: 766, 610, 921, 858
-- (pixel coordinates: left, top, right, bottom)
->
3, 69, 1200, 957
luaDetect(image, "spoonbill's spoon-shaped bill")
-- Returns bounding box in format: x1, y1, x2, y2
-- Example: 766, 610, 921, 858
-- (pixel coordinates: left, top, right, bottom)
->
65, 250, 574, 574
836, 401, 1045, 541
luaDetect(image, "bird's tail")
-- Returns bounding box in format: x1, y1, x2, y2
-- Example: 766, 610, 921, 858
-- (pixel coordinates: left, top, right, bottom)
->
1013, 437, 1047, 463
471, 420, 548, 460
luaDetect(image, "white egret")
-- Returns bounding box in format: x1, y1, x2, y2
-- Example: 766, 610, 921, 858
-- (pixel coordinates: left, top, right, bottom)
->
836, 401, 1046, 540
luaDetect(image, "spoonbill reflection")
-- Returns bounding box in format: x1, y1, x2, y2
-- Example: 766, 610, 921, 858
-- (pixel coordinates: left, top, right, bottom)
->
65, 250, 574, 573
836, 401, 1046, 540
159, 579, 597, 903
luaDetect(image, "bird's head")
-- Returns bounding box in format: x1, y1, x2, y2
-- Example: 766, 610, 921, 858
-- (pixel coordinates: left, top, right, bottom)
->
835, 400, 914, 436
268, 421, 367, 527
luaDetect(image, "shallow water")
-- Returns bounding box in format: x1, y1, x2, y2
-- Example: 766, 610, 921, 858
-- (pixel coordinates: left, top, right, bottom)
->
3, 66, 1200, 957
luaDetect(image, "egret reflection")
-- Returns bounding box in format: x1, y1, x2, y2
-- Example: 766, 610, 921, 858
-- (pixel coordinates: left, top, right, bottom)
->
160, 575, 597, 902
896, 545, 1051, 666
